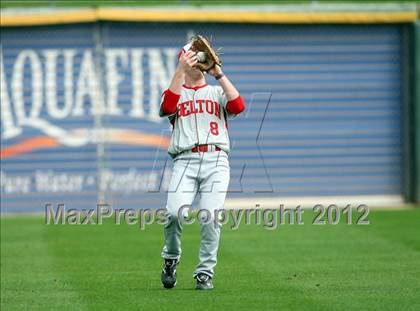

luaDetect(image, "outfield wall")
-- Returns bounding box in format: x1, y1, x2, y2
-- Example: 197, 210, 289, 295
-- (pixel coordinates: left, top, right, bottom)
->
1, 8, 418, 212
412, 20, 420, 203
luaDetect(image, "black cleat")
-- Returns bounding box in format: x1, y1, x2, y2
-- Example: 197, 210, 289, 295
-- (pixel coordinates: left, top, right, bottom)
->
195, 273, 214, 290
161, 259, 178, 289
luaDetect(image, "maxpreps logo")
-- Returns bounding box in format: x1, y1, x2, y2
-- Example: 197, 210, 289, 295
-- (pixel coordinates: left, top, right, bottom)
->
0, 48, 176, 158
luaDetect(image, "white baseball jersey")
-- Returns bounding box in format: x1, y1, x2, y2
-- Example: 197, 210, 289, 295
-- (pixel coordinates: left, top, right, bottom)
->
160, 84, 232, 157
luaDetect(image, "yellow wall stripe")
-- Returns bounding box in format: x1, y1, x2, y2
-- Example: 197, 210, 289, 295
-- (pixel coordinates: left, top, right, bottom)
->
1, 10, 97, 27
1, 8, 417, 27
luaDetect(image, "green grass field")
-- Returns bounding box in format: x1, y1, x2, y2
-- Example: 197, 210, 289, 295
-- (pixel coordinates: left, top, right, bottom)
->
1, 208, 420, 310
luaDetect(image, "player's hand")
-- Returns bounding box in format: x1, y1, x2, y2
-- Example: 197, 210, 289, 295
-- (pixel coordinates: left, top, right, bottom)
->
208, 64, 223, 77
179, 50, 198, 72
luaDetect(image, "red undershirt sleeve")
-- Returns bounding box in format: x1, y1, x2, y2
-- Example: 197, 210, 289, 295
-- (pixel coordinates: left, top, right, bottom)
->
226, 95, 245, 115
160, 89, 180, 117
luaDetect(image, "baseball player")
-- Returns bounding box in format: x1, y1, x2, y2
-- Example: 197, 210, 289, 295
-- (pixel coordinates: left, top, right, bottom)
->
159, 36, 245, 290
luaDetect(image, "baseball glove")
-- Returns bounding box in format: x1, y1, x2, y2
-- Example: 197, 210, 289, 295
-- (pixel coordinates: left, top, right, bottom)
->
190, 35, 222, 72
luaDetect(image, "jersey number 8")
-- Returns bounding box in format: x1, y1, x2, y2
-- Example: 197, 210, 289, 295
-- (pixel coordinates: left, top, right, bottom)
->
210, 122, 219, 135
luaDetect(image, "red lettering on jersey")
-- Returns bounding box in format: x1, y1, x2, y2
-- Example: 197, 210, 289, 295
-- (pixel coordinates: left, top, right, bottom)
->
177, 99, 221, 120
189, 100, 198, 114
214, 102, 221, 119
178, 101, 188, 117
206, 100, 214, 115
196, 99, 205, 113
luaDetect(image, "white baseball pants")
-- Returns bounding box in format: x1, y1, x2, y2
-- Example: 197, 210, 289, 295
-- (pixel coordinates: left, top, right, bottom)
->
161, 149, 230, 278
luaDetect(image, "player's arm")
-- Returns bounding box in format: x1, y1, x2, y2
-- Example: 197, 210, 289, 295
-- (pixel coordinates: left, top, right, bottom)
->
159, 51, 198, 117
209, 65, 245, 115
